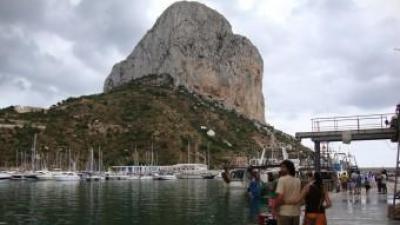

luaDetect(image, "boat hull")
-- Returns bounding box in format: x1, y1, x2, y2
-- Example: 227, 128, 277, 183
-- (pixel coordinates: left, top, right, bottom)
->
176, 173, 203, 179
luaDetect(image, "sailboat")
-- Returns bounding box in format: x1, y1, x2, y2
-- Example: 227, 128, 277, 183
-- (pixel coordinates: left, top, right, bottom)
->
54, 147, 80, 181
84, 147, 102, 181
175, 139, 209, 179
35, 170, 55, 180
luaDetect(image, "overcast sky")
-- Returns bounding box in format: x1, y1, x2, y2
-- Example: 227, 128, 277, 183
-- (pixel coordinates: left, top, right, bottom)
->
0, 0, 399, 167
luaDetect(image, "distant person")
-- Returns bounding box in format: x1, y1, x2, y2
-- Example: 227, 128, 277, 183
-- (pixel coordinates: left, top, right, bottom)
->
274, 160, 301, 225
247, 169, 262, 221
356, 171, 362, 194
364, 177, 371, 193
367, 171, 375, 189
350, 171, 359, 194
381, 171, 388, 194
266, 172, 278, 218
266, 172, 278, 197
339, 173, 348, 192
376, 172, 382, 193
286, 172, 332, 225
333, 173, 341, 193
306, 171, 314, 185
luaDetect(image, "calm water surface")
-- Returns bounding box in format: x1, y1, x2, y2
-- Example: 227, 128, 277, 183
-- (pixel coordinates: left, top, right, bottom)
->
0, 180, 251, 225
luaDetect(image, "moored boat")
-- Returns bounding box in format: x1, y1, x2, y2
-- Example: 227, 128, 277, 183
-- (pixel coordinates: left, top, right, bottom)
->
174, 164, 208, 179
35, 170, 54, 180
53, 172, 80, 181
153, 172, 177, 180
0, 172, 12, 180
139, 174, 153, 180
201, 173, 216, 179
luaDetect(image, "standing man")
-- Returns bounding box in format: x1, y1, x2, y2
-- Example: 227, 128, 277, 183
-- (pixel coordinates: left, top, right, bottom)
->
381, 171, 388, 194
275, 160, 301, 225
247, 169, 262, 221
376, 172, 382, 193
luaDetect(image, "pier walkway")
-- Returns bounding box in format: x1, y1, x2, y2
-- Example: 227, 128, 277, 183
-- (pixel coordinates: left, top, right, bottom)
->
328, 190, 398, 225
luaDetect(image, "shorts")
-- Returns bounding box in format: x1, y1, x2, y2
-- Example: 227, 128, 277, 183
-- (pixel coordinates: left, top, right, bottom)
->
278, 215, 300, 225
303, 213, 327, 225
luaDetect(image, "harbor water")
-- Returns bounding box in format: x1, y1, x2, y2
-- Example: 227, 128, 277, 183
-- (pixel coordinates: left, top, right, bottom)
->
0, 180, 251, 225
1, 179, 399, 225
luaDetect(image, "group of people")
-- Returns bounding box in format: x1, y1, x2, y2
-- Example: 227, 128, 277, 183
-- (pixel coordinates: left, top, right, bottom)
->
338, 170, 388, 194
247, 160, 331, 225
375, 170, 388, 194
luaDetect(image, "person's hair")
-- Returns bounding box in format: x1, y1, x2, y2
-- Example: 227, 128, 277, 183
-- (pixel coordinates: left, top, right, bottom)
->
267, 172, 274, 181
280, 160, 296, 176
313, 172, 323, 189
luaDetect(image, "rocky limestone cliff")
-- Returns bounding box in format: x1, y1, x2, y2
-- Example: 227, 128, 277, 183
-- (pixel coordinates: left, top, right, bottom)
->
104, 1, 265, 122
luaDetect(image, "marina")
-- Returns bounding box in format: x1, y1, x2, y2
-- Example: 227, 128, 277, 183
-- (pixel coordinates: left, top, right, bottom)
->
0, 179, 398, 225
0, 1, 399, 225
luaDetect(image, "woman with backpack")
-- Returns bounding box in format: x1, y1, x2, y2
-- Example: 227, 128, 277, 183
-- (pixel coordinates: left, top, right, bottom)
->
285, 172, 332, 225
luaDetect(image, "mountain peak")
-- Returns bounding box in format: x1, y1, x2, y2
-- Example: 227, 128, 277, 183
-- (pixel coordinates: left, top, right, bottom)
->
104, 1, 265, 122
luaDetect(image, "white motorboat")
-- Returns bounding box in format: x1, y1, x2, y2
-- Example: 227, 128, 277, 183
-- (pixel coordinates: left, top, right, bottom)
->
24, 171, 39, 180
201, 173, 216, 179
82, 172, 103, 181
153, 173, 177, 180
53, 172, 81, 181
11, 172, 26, 180
86, 174, 102, 181
140, 174, 153, 180
0, 172, 12, 180
225, 168, 249, 188
105, 172, 129, 180
126, 174, 140, 180
174, 164, 208, 179
35, 170, 55, 180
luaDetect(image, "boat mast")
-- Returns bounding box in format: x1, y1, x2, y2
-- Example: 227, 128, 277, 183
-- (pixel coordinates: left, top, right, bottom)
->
134, 145, 139, 166
151, 139, 154, 166
91, 147, 94, 172
98, 146, 101, 173
15, 149, 18, 169
187, 139, 190, 164
68, 147, 71, 171
258, 147, 266, 166
207, 142, 210, 169
31, 133, 37, 172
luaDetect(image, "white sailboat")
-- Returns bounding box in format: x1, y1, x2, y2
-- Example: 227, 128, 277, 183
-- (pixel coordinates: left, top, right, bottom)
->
85, 147, 102, 181
24, 133, 39, 180
53, 171, 80, 181
54, 147, 80, 181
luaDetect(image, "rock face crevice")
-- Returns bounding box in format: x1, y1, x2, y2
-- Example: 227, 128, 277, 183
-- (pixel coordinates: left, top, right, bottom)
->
104, 1, 265, 122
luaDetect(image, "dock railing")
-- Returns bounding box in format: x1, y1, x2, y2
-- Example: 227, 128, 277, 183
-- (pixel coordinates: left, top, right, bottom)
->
311, 113, 396, 132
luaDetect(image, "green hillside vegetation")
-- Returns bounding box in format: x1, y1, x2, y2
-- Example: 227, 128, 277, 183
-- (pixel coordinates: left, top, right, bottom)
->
0, 74, 311, 169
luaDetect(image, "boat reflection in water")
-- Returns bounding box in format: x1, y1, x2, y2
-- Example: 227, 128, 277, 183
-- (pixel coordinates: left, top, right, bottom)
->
0, 179, 251, 225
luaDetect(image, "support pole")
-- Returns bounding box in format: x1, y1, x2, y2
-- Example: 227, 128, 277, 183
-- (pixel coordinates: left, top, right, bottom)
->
393, 111, 400, 208
314, 141, 321, 173
393, 141, 399, 207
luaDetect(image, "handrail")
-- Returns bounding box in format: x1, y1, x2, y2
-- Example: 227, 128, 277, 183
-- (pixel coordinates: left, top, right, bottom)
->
311, 113, 395, 132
